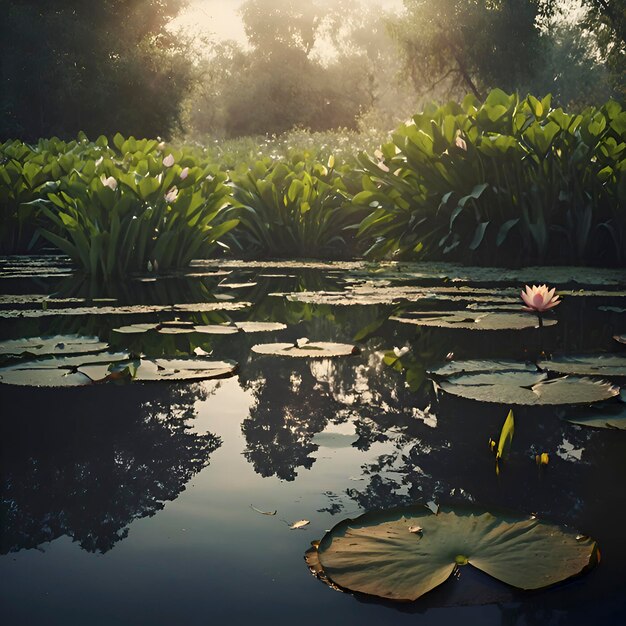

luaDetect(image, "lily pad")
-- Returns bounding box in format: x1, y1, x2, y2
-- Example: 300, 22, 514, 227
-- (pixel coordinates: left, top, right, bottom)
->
0, 335, 108, 358
0, 352, 131, 387
311, 504, 597, 602
133, 358, 238, 382
234, 321, 287, 333
251, 342, 359, 358
429, 360, 538, 377
193, 325, 240, 335
561, 399, 626, 430
614, 335, 625, 345
0, 367, 94, 388
391, 311, 556, 331
112, 324, 158, 334
439, 371, 619, 405
538, 354, 626, 377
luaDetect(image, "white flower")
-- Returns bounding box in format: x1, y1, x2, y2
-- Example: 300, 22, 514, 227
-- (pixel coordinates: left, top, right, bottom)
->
180, 166, 190, 180
157, 141, 166, 151
163, 153, 175, 167
100, 174, 117, 191
164, 186, 179, 203
95, 156, 104, 167
455, 134, 467, 151
393, 346, 409, 358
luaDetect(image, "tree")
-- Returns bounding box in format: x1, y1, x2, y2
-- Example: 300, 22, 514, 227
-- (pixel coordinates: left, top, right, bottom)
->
0, 0, 195, 140
389, 0, 549, 100
185, 0, 414, 138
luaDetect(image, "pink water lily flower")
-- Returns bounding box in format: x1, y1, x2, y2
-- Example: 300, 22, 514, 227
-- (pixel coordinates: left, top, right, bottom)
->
180, 166, 189, 180
521, 284, 561, 313
455, 134, 467, 151
163, 153, 175, 167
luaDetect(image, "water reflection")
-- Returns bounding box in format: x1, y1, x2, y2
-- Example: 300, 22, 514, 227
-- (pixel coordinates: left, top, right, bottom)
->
0, 383, 220, 553
240, 358, 334, 481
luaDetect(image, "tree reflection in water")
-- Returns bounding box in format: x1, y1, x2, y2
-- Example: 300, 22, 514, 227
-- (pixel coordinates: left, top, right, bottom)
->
0, 383, 220, 554
239, 338, 431, 482
240, 358, 335, 481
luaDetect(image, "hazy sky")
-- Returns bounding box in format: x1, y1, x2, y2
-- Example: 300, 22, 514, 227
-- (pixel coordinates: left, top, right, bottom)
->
172, 0, 404, 44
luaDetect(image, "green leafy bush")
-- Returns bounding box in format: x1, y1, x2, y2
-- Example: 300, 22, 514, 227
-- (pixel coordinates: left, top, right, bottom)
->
27, 140, 237, 276
354, 90, 626, 266
226, 157, 365, 258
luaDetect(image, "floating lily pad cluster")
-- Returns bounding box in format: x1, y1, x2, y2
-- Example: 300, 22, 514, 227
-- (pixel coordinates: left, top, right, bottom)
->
392, 311, 556, 331
0, 334, 238, 387
113, 320, 287, 335
306, 504, 598, 602
430, 358, 620, 406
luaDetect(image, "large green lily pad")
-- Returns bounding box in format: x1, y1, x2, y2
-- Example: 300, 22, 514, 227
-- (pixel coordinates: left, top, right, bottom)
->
0, 351, 237, 386
251, 341, 359, 358
0, 352, 131, 387
439, 371, 619, 405
391, 311, 556, 331
538, 354, 626, 377
0, 335, 108, 359
430, 360, 538, 377
311, 504, 597, 602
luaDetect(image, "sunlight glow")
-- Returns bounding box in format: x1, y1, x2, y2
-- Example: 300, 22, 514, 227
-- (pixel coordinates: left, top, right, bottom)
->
171, 0, 404, 47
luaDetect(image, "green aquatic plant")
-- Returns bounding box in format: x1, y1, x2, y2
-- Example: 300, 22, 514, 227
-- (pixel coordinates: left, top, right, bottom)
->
33, 156, 237, 276
227, 158, 366, 258
354, 90, 626, 266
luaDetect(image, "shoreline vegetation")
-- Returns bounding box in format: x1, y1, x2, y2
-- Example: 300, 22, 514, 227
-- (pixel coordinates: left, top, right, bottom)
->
1, 91, 624, 275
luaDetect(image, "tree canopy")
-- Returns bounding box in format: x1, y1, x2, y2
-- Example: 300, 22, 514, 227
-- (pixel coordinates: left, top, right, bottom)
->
0, 0, 194, 140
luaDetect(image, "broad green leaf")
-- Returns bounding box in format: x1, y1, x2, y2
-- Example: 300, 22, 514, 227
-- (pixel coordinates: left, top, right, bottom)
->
312, 504, 597, 601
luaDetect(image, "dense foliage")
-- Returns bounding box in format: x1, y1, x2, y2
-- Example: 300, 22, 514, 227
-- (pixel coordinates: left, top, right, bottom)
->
1, 91, 625, 270
0, 135, 238, 275
0, 0, 193, 140
355, 90, 626, 265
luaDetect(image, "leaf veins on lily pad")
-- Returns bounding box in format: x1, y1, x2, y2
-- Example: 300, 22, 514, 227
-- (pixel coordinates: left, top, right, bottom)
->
309, 504, 598, 602
251, 342, 360, 358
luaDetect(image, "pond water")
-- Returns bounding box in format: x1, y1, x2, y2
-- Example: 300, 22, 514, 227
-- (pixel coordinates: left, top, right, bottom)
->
0, 257, 625, 626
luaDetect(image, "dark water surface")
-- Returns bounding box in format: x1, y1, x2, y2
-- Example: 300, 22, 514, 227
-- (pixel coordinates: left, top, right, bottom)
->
1, 257, 625, 626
